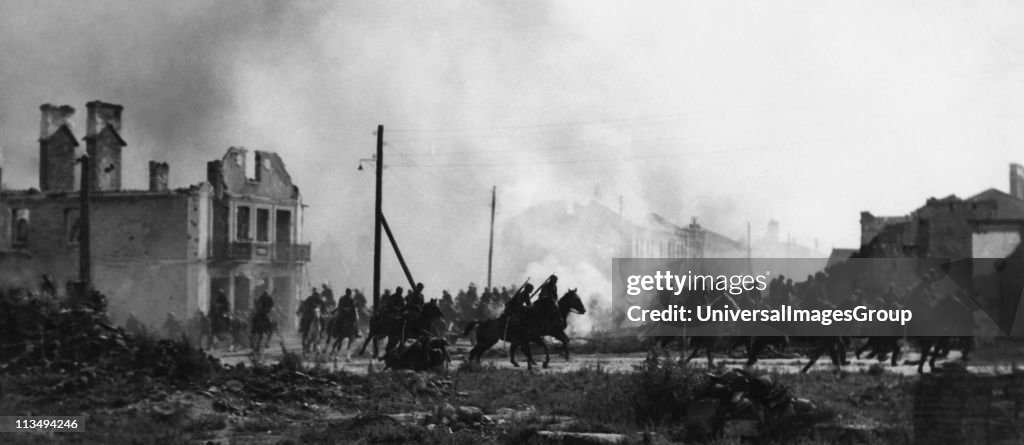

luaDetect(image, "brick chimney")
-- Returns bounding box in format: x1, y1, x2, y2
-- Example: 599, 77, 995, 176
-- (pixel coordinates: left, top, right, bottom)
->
38, 104, 78, 192
1010, 163, 1024, 200
85, 101, 125, 191
149, 161, 169, 192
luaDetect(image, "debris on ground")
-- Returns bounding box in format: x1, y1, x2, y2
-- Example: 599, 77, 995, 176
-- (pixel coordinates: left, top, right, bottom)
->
382, 335, 452, 372
687, 368, 823, 440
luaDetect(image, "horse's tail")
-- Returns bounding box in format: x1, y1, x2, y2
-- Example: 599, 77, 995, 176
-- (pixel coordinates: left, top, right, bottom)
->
462, 321, 479, 337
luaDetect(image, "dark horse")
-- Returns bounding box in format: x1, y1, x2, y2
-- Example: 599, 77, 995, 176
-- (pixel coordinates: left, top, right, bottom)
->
646, 292, 744, 368
326, 305, 360, 360
358, 299, 445, 359
463, 289, 584, 370
300, 307, 323, 354
508, 289, 586, 368
250, 310, 281, 354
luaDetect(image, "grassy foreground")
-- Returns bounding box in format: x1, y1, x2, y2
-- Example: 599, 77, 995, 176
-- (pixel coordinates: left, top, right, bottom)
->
1, 349, 914, 444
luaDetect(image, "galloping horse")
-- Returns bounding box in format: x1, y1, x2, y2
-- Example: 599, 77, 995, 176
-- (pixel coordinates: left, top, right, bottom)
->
507, 289, 586, 368
358, 299, 445, 358
646, 291, 742, 368
464, 289, 584, 371
250, 310, 281, 354
326, 305, 360, 360
300, 307, 323, 354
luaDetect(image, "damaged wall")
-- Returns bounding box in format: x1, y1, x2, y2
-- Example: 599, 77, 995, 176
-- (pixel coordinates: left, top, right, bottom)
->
0, 188, 211, 328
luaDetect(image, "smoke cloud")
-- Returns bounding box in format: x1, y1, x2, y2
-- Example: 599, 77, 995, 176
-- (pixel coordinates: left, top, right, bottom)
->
3, 1, 1024, 309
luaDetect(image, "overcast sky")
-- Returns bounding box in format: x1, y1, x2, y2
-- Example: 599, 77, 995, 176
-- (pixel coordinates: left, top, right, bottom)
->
2, 0, 1024, 289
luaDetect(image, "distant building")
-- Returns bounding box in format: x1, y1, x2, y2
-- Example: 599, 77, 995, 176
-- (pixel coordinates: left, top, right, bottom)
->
858, 163, 1024, 334
0, 101, 310, 330
498, 200, 749, 281
826, 248, 857, 268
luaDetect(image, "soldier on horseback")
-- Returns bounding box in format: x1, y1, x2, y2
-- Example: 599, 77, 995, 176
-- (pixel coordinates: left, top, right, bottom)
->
297, 287, 324, 340
440, 290, 455, 316
328, 288, 360, 359
335, 288, 356, 315
386, 286, 405, 317
253, 290, 275, 333
321, 283, 336, 313
537, 275, 558, 302
405, 282, 425, 321
503, 283, 534, 329
354, 289, 368, 310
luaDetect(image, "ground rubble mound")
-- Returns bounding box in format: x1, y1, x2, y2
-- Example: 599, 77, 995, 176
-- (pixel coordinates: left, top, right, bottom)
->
0, 290, 221, 385
685, 368, 821, 440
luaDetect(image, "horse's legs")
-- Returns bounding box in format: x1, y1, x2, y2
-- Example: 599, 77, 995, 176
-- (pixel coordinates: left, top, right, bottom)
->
537, 338, 550, 368
384, 336, 400, 357
889, 339, 901, 367
928, 340, 941, 371
706, 343, 714, 369
917, 341, 932, 374
342, 336, 354, 361
746, 337, 766, 367
553, 331, 571, 362
523, 342, 535, 371
358, 333, 373, 357
683, 342, 702, 365
509, 342, 520, 367
801, 345, 825, 373
469, 338, 499, 363
855, 338, 871, 359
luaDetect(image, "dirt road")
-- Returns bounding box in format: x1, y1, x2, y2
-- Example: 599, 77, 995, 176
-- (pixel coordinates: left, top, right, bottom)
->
214, 338, 1014, 376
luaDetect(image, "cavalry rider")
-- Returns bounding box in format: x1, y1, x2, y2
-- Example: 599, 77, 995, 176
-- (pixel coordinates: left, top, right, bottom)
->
439, 290, 456, 319
335, 288, 356, 315
321, 283, 336, 313
385, 286, 406, 320
210, 288, 231, 335
353, 289, 367, 309
537, 274, 559, 302
297, 287, 324, 339
334, 288, 359, 340
503, 283, 534, 328
404, 282, 426, 321
253, 289, 275, 335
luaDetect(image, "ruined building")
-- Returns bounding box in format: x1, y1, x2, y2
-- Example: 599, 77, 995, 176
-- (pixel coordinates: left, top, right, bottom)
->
0, 101, 310, 330
858, 163, 1024, 334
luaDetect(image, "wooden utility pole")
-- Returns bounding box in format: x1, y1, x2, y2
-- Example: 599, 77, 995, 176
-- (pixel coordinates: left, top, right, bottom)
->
79, 155, 91, 284
487, 185, 496, 289
372, 125, 383, 357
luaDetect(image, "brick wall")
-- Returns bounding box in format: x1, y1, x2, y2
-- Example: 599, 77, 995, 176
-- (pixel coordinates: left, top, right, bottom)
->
914, 371, 1024, 444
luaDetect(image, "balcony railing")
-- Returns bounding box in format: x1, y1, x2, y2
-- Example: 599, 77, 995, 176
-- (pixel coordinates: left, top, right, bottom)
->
274, 243, 311, 263
213, 241, 310, 263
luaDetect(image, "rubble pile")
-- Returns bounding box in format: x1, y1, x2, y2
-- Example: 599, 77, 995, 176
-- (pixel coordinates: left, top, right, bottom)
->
382, 336, 452, 372
0, 290, 221, 386
686, 368, 819, 439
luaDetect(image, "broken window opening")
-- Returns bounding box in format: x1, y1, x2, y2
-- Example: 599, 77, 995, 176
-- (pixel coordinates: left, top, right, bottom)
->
275, 209, 292, 244
236, 205, 251, 241
12, 209, 29, 246
256, 208, 270, 242
244, 150, 256, 181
